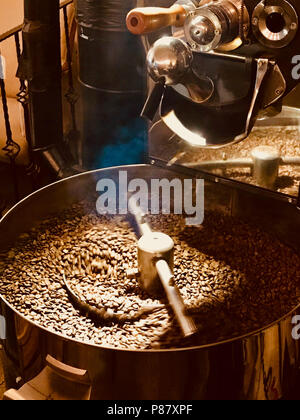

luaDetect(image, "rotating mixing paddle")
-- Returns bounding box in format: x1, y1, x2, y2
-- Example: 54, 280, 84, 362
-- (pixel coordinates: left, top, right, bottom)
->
185, 146, 300, 190
128, 198, 197, 338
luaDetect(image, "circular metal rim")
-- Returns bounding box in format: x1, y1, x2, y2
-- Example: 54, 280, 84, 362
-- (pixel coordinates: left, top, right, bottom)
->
251, 145, 281, 161
252, 0, 298, 49
1, 164, 300, 354
138, 232, 174, 254
185, 9, 222, 53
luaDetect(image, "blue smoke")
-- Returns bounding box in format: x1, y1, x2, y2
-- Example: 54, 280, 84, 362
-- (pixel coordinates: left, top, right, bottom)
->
93, 118, 148, 168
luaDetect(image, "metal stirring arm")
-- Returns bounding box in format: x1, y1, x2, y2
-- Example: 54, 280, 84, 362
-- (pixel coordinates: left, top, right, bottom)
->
62, 273, 164, 323
128, 197, 197, 338
185, 146, 300, 190
156, 260, 197, 337
128, 197, 152, 237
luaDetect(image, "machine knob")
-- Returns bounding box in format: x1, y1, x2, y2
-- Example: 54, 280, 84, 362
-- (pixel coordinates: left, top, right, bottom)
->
188, 15, 216, 47
147, 37, 193, 85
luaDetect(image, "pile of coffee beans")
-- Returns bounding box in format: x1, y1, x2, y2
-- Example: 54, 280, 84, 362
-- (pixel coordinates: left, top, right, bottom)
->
1, 201, 300, 349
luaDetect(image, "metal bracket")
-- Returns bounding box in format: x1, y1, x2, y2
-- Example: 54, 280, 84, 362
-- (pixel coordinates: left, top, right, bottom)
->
261, 62, 287, 108
235, 58, 269, 143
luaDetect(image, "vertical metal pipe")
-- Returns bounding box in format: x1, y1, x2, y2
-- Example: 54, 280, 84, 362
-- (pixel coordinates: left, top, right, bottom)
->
63, 5, 80, 161
18, 0, 64, 152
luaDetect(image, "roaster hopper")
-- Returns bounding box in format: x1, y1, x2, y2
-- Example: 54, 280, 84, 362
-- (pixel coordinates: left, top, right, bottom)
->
1, 165, 300, 400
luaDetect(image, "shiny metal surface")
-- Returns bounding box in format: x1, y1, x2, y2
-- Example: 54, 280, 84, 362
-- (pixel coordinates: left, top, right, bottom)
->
146, 36, 214, 103
155, 259, 197, 338
184, 1, 241, 52
188, 16, 215, 46
251, 146, 280, 190
257, 105, 300, 126
138, 230, 197, 338
1, 165, 300, 399
147, 37, 193, 85
138, 232, 175, 295
185, 9, 222, 52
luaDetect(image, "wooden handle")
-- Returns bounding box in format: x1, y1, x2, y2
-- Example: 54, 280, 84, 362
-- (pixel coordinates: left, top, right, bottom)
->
126, 5, 186, 35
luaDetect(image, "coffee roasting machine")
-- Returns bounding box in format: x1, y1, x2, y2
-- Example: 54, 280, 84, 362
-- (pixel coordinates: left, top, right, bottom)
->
127, 0, 300, 204
1, 0, 300, 401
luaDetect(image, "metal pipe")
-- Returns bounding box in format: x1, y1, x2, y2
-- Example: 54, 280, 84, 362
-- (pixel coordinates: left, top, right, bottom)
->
185, 158, 253, 170
18, 0, 64, 151
186, 155, 300, 171
281, 156, 300, 166
156, 259, 197, 337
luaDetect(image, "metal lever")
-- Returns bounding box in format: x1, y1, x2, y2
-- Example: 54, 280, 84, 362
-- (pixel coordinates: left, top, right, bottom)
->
128, 197, 152, 237
129, 197, 197, 337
